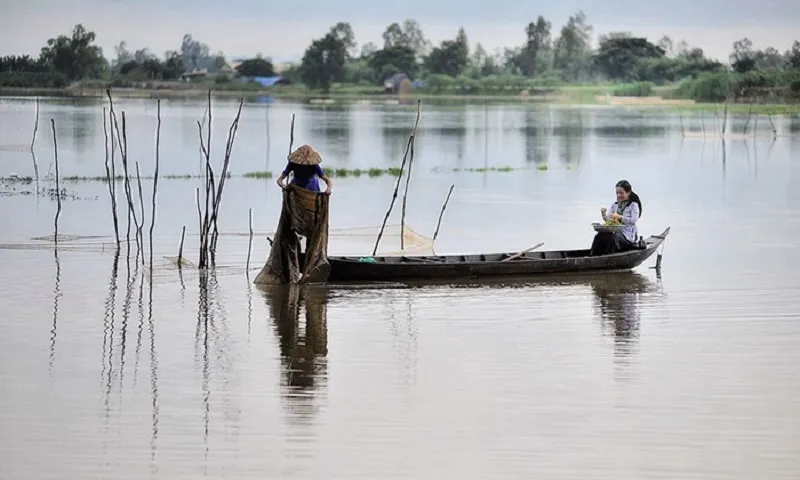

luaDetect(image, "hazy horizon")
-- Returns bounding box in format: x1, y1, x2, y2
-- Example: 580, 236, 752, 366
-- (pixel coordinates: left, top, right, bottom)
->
1, 0, 798, 63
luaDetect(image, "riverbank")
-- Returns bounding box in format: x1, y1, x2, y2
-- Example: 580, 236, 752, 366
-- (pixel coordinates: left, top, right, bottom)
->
2, 83, 799, 115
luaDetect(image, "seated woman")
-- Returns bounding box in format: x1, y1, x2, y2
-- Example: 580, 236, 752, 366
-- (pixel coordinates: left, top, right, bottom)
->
589, 180, 643, 256
276, 144, 333, 195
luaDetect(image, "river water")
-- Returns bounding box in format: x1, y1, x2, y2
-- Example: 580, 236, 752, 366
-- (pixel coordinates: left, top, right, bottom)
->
1, 95, 799, 479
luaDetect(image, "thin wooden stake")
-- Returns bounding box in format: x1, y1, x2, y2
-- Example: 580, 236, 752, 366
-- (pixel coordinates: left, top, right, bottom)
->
721, 100, 728, 137
178, 225, 186, 268
51, 119, 61, 247
135, 161, 146, 264
31, 97, 39, 152
373, 102, 423, 256
400, 100, 422, 249
102, 107, 120, 246
31, 97, 40, 180
433, 184, 455, 242
149, 99, 161, 270
288, 114, 295, 155
246, 208, 253, 278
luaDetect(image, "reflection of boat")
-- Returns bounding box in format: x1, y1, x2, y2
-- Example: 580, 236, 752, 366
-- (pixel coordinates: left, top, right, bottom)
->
325, 227, 670, 283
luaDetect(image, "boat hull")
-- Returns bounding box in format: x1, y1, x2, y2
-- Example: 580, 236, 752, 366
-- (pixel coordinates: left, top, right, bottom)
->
326, 227, 670, 283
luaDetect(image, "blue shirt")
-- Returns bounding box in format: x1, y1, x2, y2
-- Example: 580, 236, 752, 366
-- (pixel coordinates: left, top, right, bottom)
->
282, 162, 324, 192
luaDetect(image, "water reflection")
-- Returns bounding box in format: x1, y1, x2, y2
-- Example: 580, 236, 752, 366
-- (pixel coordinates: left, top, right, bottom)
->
71, 108, 94, 154
426, 109, 467, 165
49, 249, 61, 374
380, 110, 411, 164
588, 271, 662, 358
261, 285, 329, 421
147, 273, 160, 468
522, 109, 551, 166
548, 108, 586, 166
306, 106, 352, 163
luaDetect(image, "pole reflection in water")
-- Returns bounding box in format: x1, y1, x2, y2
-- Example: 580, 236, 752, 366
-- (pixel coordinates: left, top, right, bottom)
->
194, 268, 237, 473
49, 249, 61, 375
260, 283, 329, 461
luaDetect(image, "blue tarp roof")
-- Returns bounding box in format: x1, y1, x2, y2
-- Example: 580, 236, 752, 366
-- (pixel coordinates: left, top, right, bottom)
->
249, 76, 284, 87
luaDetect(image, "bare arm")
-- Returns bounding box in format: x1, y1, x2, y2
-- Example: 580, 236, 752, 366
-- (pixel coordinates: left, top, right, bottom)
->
276, 162, 292, 189
321, 174, 333, 195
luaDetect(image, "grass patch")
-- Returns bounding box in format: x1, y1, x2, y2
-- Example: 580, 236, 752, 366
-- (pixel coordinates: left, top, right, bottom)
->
242, 171, 273, 179
453, 166, 517, 173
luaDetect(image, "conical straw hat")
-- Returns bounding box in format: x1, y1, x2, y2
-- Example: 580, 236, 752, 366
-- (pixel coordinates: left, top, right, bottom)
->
288, 144, 322, 165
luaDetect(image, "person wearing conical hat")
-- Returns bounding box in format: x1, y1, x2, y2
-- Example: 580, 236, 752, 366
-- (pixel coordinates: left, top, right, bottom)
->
276, 144, 333, 195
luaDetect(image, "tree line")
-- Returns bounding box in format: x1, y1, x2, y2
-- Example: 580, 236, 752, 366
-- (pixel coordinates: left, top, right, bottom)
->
1, 16, 799, 103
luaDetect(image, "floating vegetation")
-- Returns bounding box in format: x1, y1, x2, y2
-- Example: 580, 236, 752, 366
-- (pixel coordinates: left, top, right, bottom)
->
1, 164, 543, 190
0, 175, 90, 200
452, 166, 516, 173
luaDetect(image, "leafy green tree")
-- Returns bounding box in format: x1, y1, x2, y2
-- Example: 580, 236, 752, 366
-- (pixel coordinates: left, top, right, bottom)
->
300, 25, 348, 92
552, 11, 593, 81
424, 28, 469, 77
512, 16, 552, 77
369, 46, 417, 80
236, 57, 275, 77
593, 34, 665, 81
39, 24, 106, 81
730, 38, 756, 73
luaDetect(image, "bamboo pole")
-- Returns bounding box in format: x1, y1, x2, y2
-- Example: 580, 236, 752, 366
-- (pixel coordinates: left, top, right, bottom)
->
31, 97, 39, 152
209, 98, 245, 256
149, 99, 161, 269
31, 97, 40, 179
103, 107, 120, 246
400, 100, 422, 249
51, 119, 61, 247
178, 225, 186, 268
246, 208, 253, 278
135, 161, 146, 264
432, 184, 455, 242
372, 103, 423, 256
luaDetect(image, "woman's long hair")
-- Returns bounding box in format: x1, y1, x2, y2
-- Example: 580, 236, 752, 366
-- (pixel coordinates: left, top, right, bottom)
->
616, 180, 642, 217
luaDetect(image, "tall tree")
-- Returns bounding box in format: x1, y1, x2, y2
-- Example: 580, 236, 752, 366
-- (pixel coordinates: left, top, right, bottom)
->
514, 16, 552, 77
300, 25, 348, 92
593, 34, 665, 80
552, 11, 593, 81
236, 57, 275, 77
730, 38, 756, 73
425, 28, 469, 77
39, 24, 106, 81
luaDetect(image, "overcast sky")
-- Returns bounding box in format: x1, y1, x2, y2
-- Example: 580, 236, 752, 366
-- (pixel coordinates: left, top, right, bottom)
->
1, 0, 798, 63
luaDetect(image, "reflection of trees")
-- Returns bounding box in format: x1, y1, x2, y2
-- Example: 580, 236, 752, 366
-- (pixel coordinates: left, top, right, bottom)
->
380, 109, 414, 164
551, 108, 584, 167
306, 106, 352, 164
71, 101, 95, 154
522, 109, 550, 166
261, 285, 329, 420
428, 108, 467, 166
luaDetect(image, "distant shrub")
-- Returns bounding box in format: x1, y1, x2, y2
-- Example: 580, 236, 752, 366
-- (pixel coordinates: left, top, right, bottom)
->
612, 82, 654, 97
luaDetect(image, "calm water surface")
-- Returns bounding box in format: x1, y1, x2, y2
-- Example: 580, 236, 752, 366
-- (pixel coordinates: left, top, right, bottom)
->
1, 95, 799, 479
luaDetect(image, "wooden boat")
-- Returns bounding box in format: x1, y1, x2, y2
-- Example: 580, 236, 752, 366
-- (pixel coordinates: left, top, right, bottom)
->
325, 227, 670, 283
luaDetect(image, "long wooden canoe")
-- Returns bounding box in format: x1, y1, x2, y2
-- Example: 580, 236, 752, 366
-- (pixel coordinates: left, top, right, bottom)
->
325, 227, 670, 283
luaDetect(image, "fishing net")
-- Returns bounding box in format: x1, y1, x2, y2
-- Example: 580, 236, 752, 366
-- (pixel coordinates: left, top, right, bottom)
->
255, 184, 331, 285
327, 223, 436, 256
